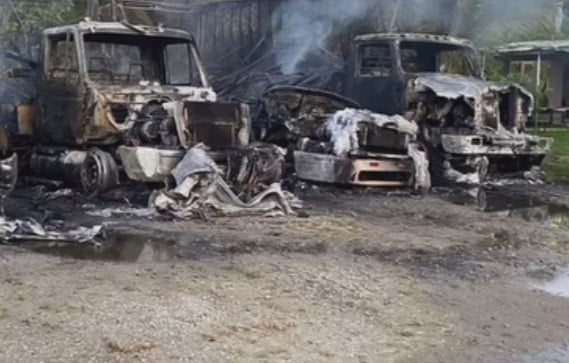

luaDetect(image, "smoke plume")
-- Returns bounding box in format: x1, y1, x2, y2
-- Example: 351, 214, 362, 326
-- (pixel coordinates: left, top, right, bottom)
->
271, 0, 558, 74
272, 0, 379, 74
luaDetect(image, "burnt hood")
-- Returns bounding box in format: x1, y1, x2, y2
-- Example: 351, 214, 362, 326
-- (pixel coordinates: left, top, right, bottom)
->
410, 73, 534, 114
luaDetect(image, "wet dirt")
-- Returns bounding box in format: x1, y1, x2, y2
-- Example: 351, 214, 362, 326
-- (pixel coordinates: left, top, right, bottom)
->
15, 228, 227, 263
1, 184, 569, 362
492, 346, 569, 363
20, 231, 179, 263
439, 186, 569, 229
535, 268, 569, 299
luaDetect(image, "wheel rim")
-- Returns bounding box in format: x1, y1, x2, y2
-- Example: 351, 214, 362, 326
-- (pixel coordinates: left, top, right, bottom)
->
80, 149, 118, 195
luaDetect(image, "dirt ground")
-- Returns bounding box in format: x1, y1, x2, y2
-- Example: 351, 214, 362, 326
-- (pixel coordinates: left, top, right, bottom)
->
1, 183, 569, 362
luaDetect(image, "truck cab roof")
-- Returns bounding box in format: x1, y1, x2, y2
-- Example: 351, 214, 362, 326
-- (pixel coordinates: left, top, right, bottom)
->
43, 21, 192, 41
354, 33, 473, 48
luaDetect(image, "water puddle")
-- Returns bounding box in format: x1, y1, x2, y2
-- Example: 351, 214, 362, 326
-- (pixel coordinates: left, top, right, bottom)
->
441, 187, 545, 211
535, 268, 569, 299
439, 187, 569, 228
20, 228, 220, 263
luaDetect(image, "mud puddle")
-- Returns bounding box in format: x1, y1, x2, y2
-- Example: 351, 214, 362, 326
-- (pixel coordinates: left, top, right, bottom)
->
535, 268, 569, 299
439, 187, 569, 228
17, 228, 221, 263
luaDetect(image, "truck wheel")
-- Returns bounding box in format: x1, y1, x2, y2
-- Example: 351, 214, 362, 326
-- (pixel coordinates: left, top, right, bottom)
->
477, 157, 489, 184
80, 148, 119, 195
427, 147, 448, 186
477, 188, 488, 212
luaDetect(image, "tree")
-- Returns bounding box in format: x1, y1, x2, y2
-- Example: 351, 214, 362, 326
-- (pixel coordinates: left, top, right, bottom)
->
0, 0, 87, 35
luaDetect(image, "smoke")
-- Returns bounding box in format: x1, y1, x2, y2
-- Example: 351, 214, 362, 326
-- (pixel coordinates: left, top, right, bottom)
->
271, 0, 469, 74
272, 0, 379, 74
271, 0, 558, 74
455, 0, 556, 44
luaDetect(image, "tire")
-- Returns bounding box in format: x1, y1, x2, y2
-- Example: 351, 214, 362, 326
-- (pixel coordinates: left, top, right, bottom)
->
477, 188, 488, 212
477, 156, 489, 184
426, 146, 448, 187
80, 148, 119, 195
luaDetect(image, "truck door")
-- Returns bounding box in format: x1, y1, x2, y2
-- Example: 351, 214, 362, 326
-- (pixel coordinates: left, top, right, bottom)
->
345, 41, 404, 115
38, 30, 85, 145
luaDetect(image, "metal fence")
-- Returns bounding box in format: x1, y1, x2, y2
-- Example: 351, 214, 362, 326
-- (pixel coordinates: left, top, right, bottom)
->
180, 0, 280, 67
103, 0, 282, 67
112, 0, 458, 69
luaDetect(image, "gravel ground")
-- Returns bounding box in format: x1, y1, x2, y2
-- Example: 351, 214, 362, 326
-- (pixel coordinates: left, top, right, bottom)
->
0, 184, 569, 362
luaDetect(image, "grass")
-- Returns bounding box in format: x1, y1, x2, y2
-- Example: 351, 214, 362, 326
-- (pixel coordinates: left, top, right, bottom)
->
533, 127, 569, 183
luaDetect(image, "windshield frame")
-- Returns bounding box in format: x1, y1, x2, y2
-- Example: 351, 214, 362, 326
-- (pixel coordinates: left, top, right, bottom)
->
77, 31, 208, 87
397, 40, 482, 79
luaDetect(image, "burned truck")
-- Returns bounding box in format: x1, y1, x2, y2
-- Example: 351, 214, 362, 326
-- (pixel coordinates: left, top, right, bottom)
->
251, 33, 550, 187
341, 33, 551, 184
4, 21, 250, 193
262, 87, 429, 189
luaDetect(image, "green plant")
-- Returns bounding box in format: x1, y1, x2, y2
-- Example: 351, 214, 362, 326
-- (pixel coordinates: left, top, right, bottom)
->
1, 0, 87, 35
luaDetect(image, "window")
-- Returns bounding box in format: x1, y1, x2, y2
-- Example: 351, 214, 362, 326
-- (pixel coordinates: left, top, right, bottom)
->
46, 33, 79, 82
358, 44, 392, 77
85, 40, 155, 84
437, 50, 476, 76
82, 33, 200, 86
400, 48, 421, 73
399, 41, 480, 77
165, 43, 192, 85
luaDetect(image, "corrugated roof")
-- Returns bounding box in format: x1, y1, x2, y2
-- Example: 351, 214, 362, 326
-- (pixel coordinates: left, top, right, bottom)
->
354, 33, 471, 46
495, 40, 569, 55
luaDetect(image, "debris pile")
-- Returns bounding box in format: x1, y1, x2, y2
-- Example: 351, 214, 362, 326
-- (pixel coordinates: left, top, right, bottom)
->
86, 207, 156, 219
0, 154, 17, 210
0, 217, 104, 243
326, 108, 418, 155
149, 144, 300, 220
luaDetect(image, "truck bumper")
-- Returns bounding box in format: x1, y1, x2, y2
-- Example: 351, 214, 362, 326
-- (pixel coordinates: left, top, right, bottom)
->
441, 134, 552, 156
117, 146, 184, 183
294, 151, 413, 187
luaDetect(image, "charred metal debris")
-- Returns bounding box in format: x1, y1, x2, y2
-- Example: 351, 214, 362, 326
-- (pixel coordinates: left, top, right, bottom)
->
219, 33, 552, 187
260, 87, 430, 189
0, 17, 556, 232
0, 20, 300, 224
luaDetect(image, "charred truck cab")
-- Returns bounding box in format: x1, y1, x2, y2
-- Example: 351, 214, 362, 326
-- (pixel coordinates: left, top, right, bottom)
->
345, 33, 551, 183
32, 21, 249, 193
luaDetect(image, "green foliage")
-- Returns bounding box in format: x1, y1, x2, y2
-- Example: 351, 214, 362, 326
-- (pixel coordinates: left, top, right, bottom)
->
484, 55, 550, 108
533, 129, 569, 182
501, 12, 569, 43
2, 0, 87, 34
479, 1, 569, 109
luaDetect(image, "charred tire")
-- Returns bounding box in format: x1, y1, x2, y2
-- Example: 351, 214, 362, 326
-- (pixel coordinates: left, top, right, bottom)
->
477, 157, 489, 184
477, 188, 488, 212
426, 147, 448, 186
80, 148, 119, 195
407, 141, 429, 192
